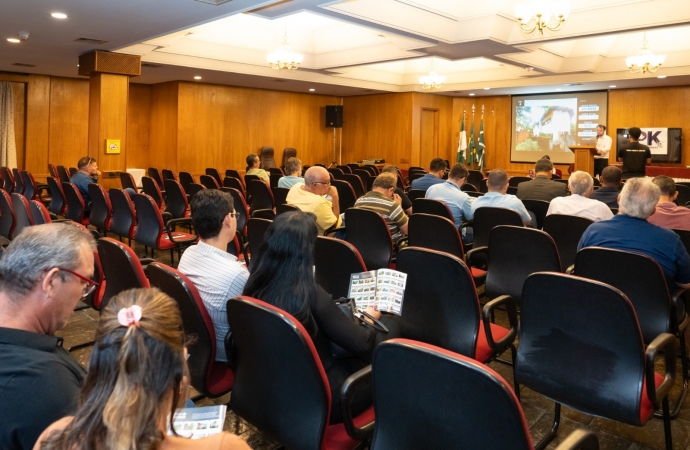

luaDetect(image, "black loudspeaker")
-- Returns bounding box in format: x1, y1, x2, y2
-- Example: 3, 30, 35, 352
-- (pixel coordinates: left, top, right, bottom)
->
325, 105, 343, 128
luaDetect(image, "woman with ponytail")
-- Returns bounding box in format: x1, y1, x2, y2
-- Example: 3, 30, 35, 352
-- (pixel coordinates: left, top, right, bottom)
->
34, 288, 250, 450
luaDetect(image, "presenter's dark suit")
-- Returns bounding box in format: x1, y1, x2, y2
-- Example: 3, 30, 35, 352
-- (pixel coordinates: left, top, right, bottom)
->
516, 175, 567, 202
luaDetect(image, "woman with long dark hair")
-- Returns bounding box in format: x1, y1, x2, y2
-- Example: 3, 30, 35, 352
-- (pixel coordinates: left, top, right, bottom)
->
35, 288, 250, 450
243, 210, 389, 423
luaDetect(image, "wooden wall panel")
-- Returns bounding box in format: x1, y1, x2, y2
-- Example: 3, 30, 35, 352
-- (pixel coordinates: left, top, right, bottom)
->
11, 82, 25, 169
48, 77, 90, 172
25, 74, 51, 177
87, 73, 129, 171
149, 82, 179, 173
411, 93, 453, 168
126, 83, 151, 170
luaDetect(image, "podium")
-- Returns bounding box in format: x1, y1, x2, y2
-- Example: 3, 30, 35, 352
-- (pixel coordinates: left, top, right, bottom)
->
568, 145, 597, 175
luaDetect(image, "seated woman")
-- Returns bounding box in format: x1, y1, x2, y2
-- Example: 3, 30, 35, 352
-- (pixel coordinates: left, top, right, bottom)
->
245, 153, 269, 184
34, 288, 250, 450
242, 210, 396, 423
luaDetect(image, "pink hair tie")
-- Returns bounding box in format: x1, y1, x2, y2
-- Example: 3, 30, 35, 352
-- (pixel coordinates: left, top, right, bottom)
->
117, 305, 143, 328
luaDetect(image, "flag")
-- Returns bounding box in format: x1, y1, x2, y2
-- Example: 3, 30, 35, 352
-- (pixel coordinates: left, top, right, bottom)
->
456, 115, 467, 163
468, 120, 476, 168
476, 117, 485, 171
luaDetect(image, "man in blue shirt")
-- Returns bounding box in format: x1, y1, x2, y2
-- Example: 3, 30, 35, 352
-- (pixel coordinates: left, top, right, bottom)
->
70, 156, 101, 214
578, 177, 690, 291
410, 158, 447, 191
465, 168, 533, 226
277, 157, 303, 189
425, 163, 471, 228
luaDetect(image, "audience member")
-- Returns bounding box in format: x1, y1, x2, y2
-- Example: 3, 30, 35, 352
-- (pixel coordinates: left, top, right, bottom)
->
69, 157, 101, 212
578, 177, 690, 290
34, 288, 250, 450
516, 158, 567, 202
286, 166, 341, 235
245, 153, 270, 184
466, 168, 533, 226
546, 171, 613, 222
589, 166, 622, 208
410, 158, 447, 190
177, 190, 248, 363
0, 224, 95, 450
648, 175, 690, 231
594, 124, 612, 178
354, 173, 408, 243
617, 127, 651, 179
277, 157, 303, 189
381, 165, 412, 215
425, 163, 471, 228
242, 211, 396, 424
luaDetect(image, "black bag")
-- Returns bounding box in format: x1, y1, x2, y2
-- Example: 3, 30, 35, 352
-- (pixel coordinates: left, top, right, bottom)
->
331, 298, 389, 358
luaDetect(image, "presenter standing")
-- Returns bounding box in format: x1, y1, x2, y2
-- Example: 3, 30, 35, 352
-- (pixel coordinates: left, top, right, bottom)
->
594, 124, 612, 178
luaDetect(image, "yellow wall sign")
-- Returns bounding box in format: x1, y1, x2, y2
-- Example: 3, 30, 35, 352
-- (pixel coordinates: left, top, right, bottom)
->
106, 139, 121, 154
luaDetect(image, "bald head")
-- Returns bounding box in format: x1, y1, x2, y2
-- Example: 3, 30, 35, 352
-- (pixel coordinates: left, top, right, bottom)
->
304, 166, 328, 185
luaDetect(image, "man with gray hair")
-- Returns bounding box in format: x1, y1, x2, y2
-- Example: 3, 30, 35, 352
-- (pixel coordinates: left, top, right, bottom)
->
578, 177, 690, 290
278, 157, 303, 189
0, 223, 96, 450
546, 171, 613, 222
286, 166, 341, 235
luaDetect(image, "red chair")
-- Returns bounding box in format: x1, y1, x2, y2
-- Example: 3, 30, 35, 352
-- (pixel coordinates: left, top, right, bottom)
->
46, 177, 66, 216
343, 208, 395, 271
119, 172, 139, 192
12, 168, 24, 195
148, 167, 165, 191
205, 168, 223, 185
10, 193, 34, 239
62, 182, 90, 225
48, 164, 59, 179
29, 200, 53, 224
142, 176, 165, 211
314, 236, 367, 299
0, 189, 15, 240
200, 174, 220, 190
97, 237, 151, 311
88, 184, 112, 236
164, 179, 191, 219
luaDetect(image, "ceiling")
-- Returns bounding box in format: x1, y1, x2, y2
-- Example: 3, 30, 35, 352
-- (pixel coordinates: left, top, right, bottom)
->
3, 0, 690, 97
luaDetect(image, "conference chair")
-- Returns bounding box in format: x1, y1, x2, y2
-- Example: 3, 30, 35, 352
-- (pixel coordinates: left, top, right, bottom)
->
364, 164, 379, 175
97, 237, 151, 312
163, 179, 191, 219
10, 193, 34, 239
468, 207, 524, 259
119, 172, 138, 192
406, 189, 426, 202
281, 148, 297, 169
259, 146, 276, 168
0, 189, 16, 240
179, 171, 195, 192
269, 173, 282, 189
205, 167, 223, 185
343, 208, 395, 271
314, 236, 368, 299
148, 167, 165, 190
108, 188, 137, 244
199, 174, 220, 190
1, 167, 14, 193
226, 296, 374, 450
673, 229, 690, 255
249, 179, 275, 216
87, 184, 112, 236
29, 200, 59, 225
268, 167, 284, 177
272, 186, 289, 206
161, 169, 176, 181
521, 199, 550, 229
247, 217, 272, 271
336, 165, 352, 174
223, 176, 246, 198
56, 165, 70, 184
276, 204, 299, 216
467, 170, 484, 190
225, 169, 242, 180
542, 214, 594, 270
328, 168, 345, 180
508, 176, 531, 187
12, 168, 24, 195
48, 164, 59, 180
244, 174, 262, 201
68, 167, 78, 177
460, 183, 479, 192
515, 272, 675, 450
412, 198, 454, 221
148, 262, 234, 399
675, 184, 690, 207
480, 178, 489, 193
141, 176, 165, 211
342, 173, 365, 198
21, 171, 49, 203
62, 182, 90, 225
221, 187, 249, 239
353, 170, 372, 191
332, 179, 357, 211
408, 172, 425, 185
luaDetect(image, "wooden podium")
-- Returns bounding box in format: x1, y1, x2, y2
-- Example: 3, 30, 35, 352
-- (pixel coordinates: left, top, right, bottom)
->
568, 145, 597, 175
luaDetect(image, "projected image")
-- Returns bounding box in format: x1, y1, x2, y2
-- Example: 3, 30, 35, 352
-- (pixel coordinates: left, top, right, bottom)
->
515, 98, 577, 153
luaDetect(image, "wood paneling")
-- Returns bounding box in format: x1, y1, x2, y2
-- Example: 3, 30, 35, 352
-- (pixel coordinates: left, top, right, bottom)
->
411, 93, 453, 168
149, 82, 179, 173
126, 83, 151, 170
48, 77, 90, 174
11, 82, 25, 169
88, 73, 129, 171
25, 74, 51, 177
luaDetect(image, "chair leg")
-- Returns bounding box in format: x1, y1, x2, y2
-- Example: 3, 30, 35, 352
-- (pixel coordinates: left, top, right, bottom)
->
510, 346, 520, 400
655, 331, 689, 419
534, 403, 561, 450
170, 248, 175, 266
662, 397, 673, 450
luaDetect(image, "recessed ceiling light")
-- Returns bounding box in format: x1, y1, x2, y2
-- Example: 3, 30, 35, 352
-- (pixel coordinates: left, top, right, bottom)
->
309, 88, 315, 92
7, 38, 20, 43
555, 88, 562, 91
609, 85, 616, 88
51, 12, 68, 19
657, 75, 667, 79
483, 87, 490, 90
194, 76, 201, 80
469, 93, 475, 96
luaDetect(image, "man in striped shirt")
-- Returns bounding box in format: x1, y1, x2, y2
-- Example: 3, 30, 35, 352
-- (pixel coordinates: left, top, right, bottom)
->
354, 173, 409, 243
177, 190, 249, 363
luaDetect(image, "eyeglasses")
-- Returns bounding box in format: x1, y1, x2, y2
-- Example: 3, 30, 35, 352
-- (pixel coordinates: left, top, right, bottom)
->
228, 211, 239, 219
57, 268, 99, 299
313, 180, 331, 186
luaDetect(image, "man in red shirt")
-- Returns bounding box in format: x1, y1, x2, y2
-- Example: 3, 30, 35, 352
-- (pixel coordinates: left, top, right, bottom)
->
648, 175, 690, 231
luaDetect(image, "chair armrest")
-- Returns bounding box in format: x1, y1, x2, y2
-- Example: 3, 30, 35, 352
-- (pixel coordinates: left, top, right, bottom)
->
481, 295, 518, 353
670, 287, 689, 333
161, 211, 173, 224
555, 429, 600, 450
324, 226, 345, 237
166, 218, 199, 244
465, 246, 488, 269
395, 237, 408, 253
340, 365, 374, 441
645, 332, 676, 406
566, 264, 575, 274
223, 330, 235, 369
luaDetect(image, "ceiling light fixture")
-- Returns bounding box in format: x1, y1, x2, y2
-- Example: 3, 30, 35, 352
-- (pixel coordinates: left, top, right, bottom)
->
267, 30, 303, 70
609, 85, 616, 88
194, 76, 202, 80
51, 12, 67, 19
514, 1, 569, 35
419, 58, 446, 90
469, 93, 475, 96
7, 38, 20, 43
309, 88, 315, 92
657, 75, 667, 79
626, 33, 665, 74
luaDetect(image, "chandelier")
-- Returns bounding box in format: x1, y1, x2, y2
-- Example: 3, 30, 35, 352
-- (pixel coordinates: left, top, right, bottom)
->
514, 1, 570, 35
419, 59, 446, 90
267, 31, 303, 70
626, 33, 665, 74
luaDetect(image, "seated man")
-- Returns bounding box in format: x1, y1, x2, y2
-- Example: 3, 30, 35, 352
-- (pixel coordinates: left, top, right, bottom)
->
286, 166, 341, 235
277, 157, 304, 189
70, 156, 101, 213
578, 177, 690, 291
546, 171, 613, 222
354, 173, 408, 243
425, 163, 471, 228
410, 158, 447, 191
648, 175, 690, 231
465, 168, 533, 226
617, 127, 651, 179
589, 166, 622, 208
245, 153, 270, 184
517, 158, 567, 202
0, 224, 95, 450
381, 165, 412, 215
177, 190, 249, 363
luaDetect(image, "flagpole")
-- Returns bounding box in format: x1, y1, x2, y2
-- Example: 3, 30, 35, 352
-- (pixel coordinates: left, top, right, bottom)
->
471, 104, 476, 170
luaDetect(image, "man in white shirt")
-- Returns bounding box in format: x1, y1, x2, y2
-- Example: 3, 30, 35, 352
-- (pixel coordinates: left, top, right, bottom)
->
177, 190, 249, 363
594, 124, 612, 178
546, 171, 613, 222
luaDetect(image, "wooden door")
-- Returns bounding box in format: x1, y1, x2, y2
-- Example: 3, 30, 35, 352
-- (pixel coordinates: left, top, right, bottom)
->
420, 108, 439, 166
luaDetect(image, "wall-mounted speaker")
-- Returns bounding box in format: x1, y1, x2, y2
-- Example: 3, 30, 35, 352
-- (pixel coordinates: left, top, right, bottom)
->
325, 105, 343, 128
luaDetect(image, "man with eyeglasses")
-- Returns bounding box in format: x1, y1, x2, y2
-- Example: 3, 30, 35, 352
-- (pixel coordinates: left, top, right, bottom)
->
70, 156, 101, 214
0, 223, 96, 450
177, 190, 248, 363
286, 166, 342, 235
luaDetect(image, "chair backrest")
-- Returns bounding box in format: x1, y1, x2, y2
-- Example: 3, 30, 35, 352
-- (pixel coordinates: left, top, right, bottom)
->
147, 168, 165, 190
0, 190, 16, 239
467, 170, 484, 190
68, 167, 78, 177
327, 168, 344, 180
371, 339, 533, 450
62, 182, 88, 224
314, 236, 367, 298
336, 165, 352, 174
1, 167, 14, 193
460, 183, 478, 192
521, 199, 550, 229
268, 168, 283, 176
574, 247, 674, 342
407, 189, 426, 202
269, 173, 282, 189
542, 214, 594, 269
119, 172, 137, 192
225, 169, 242, 180
341, 174, 365, 198
332, 179, 357, 211
244, 174, 261, 199
516, 272, 647, 425
223, 176, 246, 196
272, 186, 289, 206
408, 213, 465, 259
673, 228, 690, 255
97, 238, 150, 311
364, 164, 380, 175
163, 179, 189, 219
179, 172, 195, 192
205, 168, 222, 185
132, 194, 167, 248
30, 200, 52, 225
249, 180, 275, 215
259, 146, 276, 169
10, 193, 33, 239
141, 176, 164, 209
48, 164, 59, 180
472, 207, 524, 249
345, 208, 393, 271
221, 187, 248, 235
21, 171, 37, 200
251, 209, 275, 220
12, 168, 24, 195
56, 165, 70, 184
509, 176, 531, 187
200, 174, 220, 190
161, 168, 176, 181
148, 262, 232, 398
247, 218, 273, 270
88, 183, 112, 233
108, 188, 137, 239
675, 184, 690, 207
412, 198, 454, 221
353, 169, 371, 190
276, 204, 299, 216
227, 297, 330, 449
282, 148, 297, 168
